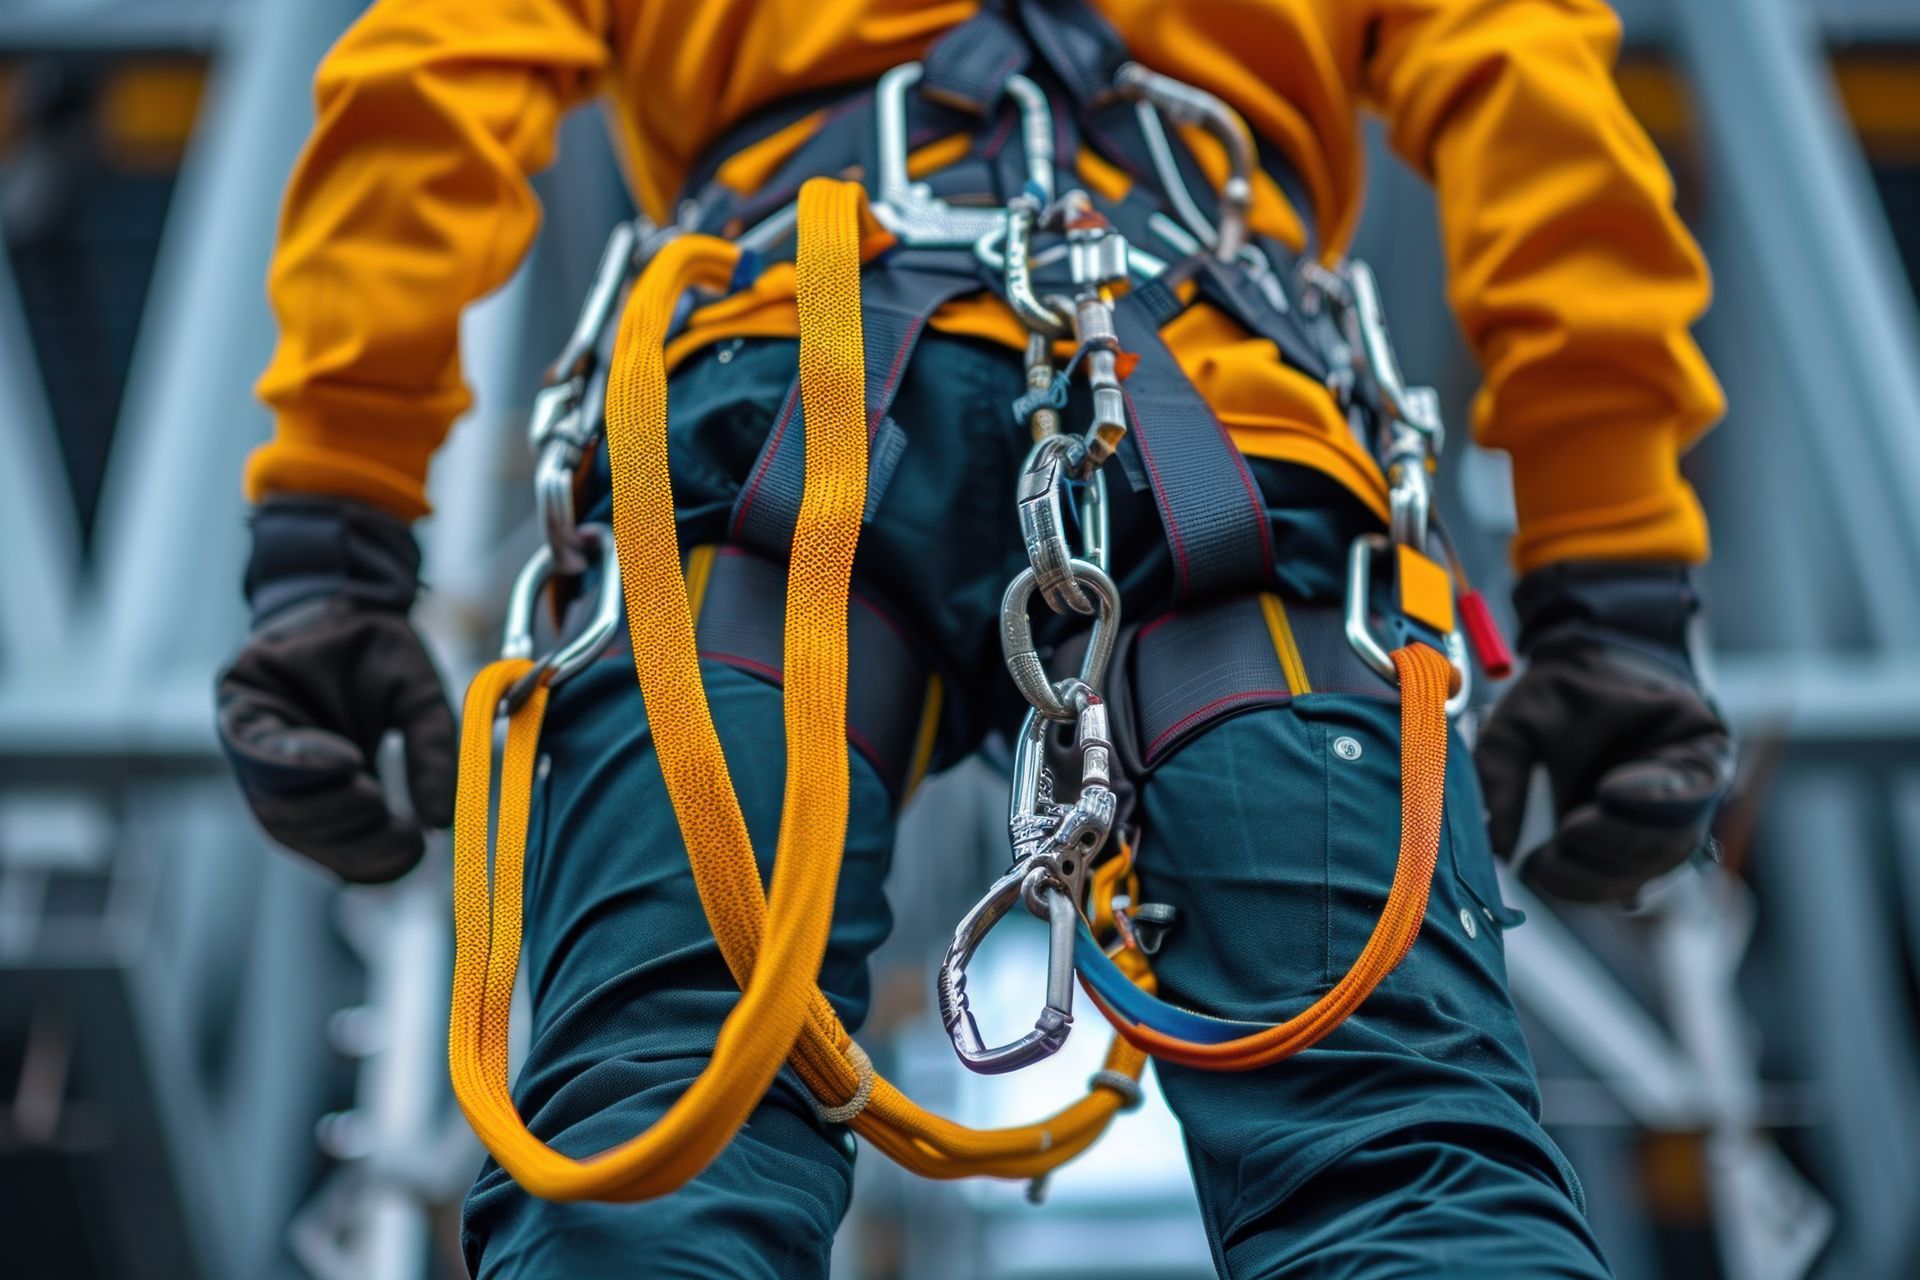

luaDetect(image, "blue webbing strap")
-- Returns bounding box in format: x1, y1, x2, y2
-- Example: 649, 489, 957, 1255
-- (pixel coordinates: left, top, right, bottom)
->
1073, 921, 1263, 1043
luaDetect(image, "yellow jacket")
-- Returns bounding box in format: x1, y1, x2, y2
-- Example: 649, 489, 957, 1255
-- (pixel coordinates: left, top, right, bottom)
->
251, 0, 1722, 571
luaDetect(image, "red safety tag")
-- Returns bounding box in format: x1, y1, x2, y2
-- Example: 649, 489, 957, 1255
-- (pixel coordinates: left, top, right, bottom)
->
1457, 590, 1514, 679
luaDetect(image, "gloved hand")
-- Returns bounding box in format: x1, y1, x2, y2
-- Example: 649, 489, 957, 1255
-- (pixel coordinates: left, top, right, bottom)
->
215, 497, 456, 883
1473, 562, 1735, 904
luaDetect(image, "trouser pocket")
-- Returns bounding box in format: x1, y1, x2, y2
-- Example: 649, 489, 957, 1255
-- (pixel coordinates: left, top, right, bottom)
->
1119, 592, 1517, 1015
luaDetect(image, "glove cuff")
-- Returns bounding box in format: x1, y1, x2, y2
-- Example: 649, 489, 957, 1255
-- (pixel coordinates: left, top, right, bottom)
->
244, 497, 420, 624
1513, 561, 1700, 676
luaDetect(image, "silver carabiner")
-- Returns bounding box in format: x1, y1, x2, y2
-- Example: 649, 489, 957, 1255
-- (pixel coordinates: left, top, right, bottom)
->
1017, 437, 1095, 615
1343, 532, 1470, 718
935, 855, 1079, 1075
528, 219, 650, 574
939, 695, 1117, 1075
875, 63, 1058, 248
1002, 196, 1073, 336
501, 523, 623, 712
1001, 559, 1120, 721
1114, 62, 1253, 263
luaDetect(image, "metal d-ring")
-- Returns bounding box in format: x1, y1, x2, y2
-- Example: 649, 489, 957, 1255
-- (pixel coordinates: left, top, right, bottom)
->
501, 523, 623, 711
1344, 532, 1470, 718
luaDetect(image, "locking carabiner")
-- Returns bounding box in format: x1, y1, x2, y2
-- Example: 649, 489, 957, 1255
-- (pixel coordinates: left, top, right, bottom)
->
939, 689, 1117, 1075
1017, 437, 1097, 616
936, 854, 1080, 1075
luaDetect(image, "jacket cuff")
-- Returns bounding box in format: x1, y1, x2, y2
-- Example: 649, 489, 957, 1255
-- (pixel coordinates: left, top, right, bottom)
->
1506, 420, 1710, 573
1513, 560, 1700, 676
244, 438, 433, 523
244, 496, 421, 623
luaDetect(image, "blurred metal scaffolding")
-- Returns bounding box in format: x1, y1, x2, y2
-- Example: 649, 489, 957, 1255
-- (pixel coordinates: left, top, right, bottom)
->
2, 0, 1919, 1277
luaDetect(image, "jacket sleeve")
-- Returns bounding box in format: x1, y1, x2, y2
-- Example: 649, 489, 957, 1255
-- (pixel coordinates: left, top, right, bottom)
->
1350, 0, 1724, 571
248, 0, 611, 519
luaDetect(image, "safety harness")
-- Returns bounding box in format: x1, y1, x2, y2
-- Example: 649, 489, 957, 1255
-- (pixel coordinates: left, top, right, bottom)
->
452, 0, 1514, 1202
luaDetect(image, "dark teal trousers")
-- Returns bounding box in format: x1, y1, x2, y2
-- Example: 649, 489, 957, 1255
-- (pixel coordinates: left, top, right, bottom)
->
462, 336, 1610, 1278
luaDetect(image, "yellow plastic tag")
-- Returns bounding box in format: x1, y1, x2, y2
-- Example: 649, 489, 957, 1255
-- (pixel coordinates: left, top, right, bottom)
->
1396, 544, 1455, 635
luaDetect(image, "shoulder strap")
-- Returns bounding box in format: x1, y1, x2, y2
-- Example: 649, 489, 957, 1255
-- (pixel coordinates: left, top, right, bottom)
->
1013, 0, 1129, 108
1110, 291, 1276, 600
728, 252, 986, 557
921, 9, 1032, 114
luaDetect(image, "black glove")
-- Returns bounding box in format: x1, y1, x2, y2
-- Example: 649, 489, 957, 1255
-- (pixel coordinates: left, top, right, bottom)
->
1473, 562, 1735, 904
215, 497, 456, 883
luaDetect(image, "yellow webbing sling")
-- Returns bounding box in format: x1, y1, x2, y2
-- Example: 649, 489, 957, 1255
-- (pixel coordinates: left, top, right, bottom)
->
451, 179, 1145, 1202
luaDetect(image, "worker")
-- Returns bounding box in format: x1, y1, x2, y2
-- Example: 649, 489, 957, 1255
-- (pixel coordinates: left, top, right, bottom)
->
214, 1, 1734, 1275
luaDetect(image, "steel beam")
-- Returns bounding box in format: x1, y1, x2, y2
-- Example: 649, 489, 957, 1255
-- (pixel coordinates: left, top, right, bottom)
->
81, 0, 365, 692
1669, 0, 1920, 646
0, 230, 80, 668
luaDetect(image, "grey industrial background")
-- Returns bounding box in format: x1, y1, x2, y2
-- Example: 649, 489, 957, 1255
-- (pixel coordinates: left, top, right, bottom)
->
2, 0, 1918, 1276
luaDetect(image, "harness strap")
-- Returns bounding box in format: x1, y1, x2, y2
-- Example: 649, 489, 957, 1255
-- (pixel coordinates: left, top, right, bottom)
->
693, 546, 941, 799
681, 89, 875, 235
921, 9, 1031, 114
1193, 257, 1330, 382
729, 251, 985, 557
1014, 0, 1128, 108
1126, 592, 1392, 768
1076, 642, 1456, 1070
1110, 290, 1276, 600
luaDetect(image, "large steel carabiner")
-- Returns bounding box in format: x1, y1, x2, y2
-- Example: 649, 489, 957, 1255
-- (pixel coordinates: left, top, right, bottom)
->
1001, 559, 1120, 721
874, 63, 1057, 247
501, 523, 623, 712
936, 855, 1080, 1075
939, 693, 1117, 1074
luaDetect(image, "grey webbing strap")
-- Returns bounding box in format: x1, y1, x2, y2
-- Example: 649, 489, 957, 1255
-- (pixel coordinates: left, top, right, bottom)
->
1127, 594, 1393, 767
1194, 258, 1330, 383
704, 94, 879, 237
921, 10, 1031, 114
1015, 0, 1128, 108
728, 254, 985, 557
692, 548, 933, 795
1131, 597, 1293, 766
1110, 291, 1276, 601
